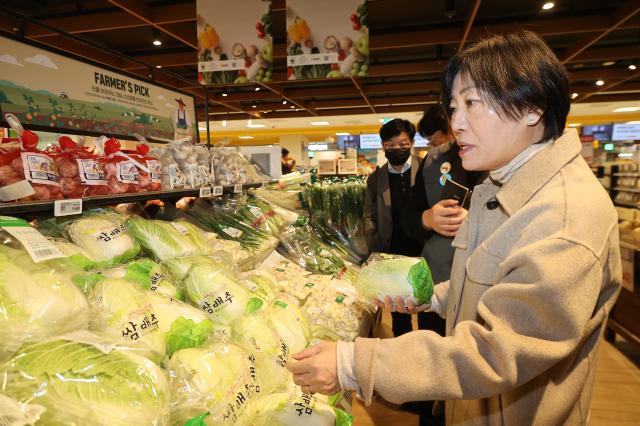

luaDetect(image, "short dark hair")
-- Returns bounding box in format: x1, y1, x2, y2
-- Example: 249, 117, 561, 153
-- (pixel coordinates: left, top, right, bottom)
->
379, 118, 416, 143
281, 148, 289, 156
441, 31, 570, 141
418, 104, 450, 138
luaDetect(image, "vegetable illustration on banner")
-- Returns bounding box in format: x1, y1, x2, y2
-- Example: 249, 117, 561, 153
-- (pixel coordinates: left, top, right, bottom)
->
197, 0, 273, 85
287, 0, 369, 80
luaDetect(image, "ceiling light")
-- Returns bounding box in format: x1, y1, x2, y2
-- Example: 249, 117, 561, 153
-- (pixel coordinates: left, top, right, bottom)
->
542, 2, 554, 10
626, 121, 640, 124
221, 91, 228, 97
336, 132, 350, 136
630, 65, 637, 70
251, 104, 257, 108
282, 100, 287, 105
155, 65, 162, 69
568, 123, 581, 127
310, 121, 330, 126
254, 87, 261, 92
613, 106, 640, 112
571, 92, 579, 99
238, 136, 254, 139
152, 39, 162, 46
222, 120, 227, 127
602, 61, 615, 66
290, 105, 295, 109
595, 80, 605, 86
247, 118, 266, 128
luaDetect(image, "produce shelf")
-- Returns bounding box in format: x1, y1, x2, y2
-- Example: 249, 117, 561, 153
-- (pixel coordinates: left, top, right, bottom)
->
613, 187, 640, 193
0, 182, 269, 216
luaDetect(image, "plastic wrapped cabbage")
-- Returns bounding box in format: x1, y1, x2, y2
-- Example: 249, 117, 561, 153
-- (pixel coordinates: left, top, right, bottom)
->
239, 270, 278, 303
99, 258, 183, 300
269, 297, 312, 354
356, 253, 434, 305
89, 277, 214, 359
0, 393, 46, 426
184, 262, 259, 325
46, 237, 96, 271
0, 333, 170, 426
163, 253, 236, 283
231, 310, 292, 393
0, 245, 88, 361
126, 217, 208, 261
64, 212, 140, 268
167, 343, 261, 425
237, 388, 353, 426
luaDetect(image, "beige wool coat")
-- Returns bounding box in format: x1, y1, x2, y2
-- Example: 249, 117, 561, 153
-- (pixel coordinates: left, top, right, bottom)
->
353, 129, 622, 425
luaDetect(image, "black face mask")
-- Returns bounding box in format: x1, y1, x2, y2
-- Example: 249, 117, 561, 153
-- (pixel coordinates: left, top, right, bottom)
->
385, 148, 411, 166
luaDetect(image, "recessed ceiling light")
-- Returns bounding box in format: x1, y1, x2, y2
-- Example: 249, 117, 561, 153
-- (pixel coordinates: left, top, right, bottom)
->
222, 120, 227, 127
630, 65, 637, 70
336, 132, 350, 136
310, 121, 330, 126
595, 80, 605, 86
153, 39, 162, 46
282, 100, 287, 105
254, 87, 260, 92
251, 104, 257, 108
613, 106, 640, 112
290, 105, 295, 109
238, 136, 254, 139
571, 92, 579, 99
602, 61, 616, 66
542, 2, 554, 10
568, 123, 581, 127
155, 65, 162, 69
221, 92, 228, 97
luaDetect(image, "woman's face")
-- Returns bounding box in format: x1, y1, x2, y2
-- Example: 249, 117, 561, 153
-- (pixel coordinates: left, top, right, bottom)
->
448, 73, 544, 171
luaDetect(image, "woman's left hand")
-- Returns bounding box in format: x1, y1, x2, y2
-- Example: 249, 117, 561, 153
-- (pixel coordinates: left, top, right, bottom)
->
286, 341, 341, 395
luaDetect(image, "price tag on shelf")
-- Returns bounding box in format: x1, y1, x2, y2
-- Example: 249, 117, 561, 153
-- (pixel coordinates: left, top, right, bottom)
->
213, 186, 224, 196
199, 187, 213, 198
261, 181, 269, 189
233, 184, 243, 193
54, 199, 83, 217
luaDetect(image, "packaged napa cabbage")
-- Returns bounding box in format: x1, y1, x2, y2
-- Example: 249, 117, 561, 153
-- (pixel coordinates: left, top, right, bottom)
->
0, 333, 170, 426
184, 262, 260, 325
167, 343, 262, 425
240, 270, 278, 303
126, 217, 208, 261
231, 310, 292, 393
269, 296, 312, 354
64, 212, 140, 268
0, 245, 88, 361
100, 258, 183, 300
46, 237, 96, 270
163, 252, 236, 283
236, 388, 353, 426
89, 277, 215, 359
356, 253, 434, 305
0, 393, 46, 426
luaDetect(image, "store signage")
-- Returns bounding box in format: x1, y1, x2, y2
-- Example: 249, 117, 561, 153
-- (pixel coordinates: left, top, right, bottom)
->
579, 135, 594, 143
317, 159, 337, 175
338, 158, 358, 174
612, 123, 640, 141
197, 0, 273, 85
0, 35, 197, 142
286, 0, 369, 80
308, 143, 328, 151
359, 133, 429, 150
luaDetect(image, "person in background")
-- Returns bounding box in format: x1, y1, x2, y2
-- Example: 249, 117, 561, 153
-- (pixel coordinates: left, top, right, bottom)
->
363, 118, 423, 337
281, 148, 296, 174
287, 31, 621, 425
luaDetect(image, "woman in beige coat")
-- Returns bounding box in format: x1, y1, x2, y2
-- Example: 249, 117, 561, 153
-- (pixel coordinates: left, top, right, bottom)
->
287, 31, 622, 425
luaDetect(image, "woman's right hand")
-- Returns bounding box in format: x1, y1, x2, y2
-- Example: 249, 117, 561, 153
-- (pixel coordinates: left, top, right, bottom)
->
373, 296, 431, 314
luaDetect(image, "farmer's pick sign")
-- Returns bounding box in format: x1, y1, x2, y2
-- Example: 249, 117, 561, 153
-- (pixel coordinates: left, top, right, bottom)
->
0, 36, 197, 142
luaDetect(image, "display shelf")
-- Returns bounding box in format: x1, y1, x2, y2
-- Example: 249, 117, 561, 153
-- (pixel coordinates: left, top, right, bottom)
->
614, 173, 640, 177
613, 187, 640, 193
0, 182, 269, 215
614, 201, 639, 208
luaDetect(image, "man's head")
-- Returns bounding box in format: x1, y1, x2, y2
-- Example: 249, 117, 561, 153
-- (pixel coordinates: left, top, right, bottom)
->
418, 104, 453, 147
281, 148, 289, 157
379, 119, 415, 166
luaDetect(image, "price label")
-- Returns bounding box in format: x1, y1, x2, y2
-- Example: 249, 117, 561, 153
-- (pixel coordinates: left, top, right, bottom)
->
261, 181, 269, 188
213, 186, 224, 196
54, 199, 83, 217
199, 187, 212, 198
233, 183, 243, 193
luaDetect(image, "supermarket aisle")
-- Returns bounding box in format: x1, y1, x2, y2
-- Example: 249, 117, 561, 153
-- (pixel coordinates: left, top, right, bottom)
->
352, 311, 640, 426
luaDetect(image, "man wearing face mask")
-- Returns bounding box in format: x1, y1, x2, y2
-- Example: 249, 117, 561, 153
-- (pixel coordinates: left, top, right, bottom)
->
363, 118, 423, 337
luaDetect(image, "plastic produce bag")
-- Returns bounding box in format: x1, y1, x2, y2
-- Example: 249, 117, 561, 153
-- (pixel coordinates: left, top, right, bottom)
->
126, 216, 208, 261
239, 270, 278, 303
163, 253, 235, 283
0, 332, 170, 426
356, 253, 434, 305
211, 146, 240, 186
237, 388, 353, 426
88, 277, 214, 359
99, 137, 139, 194
63, 209, 140, 267
0, 393, 46, 426
151, 139, 210, 189
166, 343, 262, 425
0, 241, 89, 362
268, 296, 312, 354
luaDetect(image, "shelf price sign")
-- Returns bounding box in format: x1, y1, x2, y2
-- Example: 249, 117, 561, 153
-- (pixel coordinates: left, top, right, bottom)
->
213, 186, 224, 196
199, 187, 213, 198
234, 184, 243, 193
54, 199, 83, 217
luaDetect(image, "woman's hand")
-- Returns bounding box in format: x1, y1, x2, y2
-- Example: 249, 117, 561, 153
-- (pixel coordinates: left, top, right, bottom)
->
422, 199, 467, 237
373, 296, 431, 314
286, 342, 341, 395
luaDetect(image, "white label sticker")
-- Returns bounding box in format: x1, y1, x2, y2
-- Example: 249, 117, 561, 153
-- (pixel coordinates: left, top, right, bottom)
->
2, 225, 64, 262
320, 249, 332, 257
249, 207, 262, 218
76, 159, 107, 185
261, 181, 269, 188
234, 183, 243, 193
54, 199, 82, 217
171, 222, 189, 235
147, 160, 162, 183
0, 179, 35, 201
223, 226, 243, 238
116, 160, 139, 184
213, 186, 224, 196
199, 186, 212, 198
21, 152, 60, 186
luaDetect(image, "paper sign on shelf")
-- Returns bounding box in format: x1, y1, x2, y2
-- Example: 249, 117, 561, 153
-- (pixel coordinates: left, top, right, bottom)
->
213, 186, 224, 196
199, 186, 213, 198
234, 184, 243, 193
54, 199, 83, 217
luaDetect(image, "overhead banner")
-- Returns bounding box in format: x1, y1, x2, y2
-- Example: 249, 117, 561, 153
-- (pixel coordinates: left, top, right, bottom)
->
0, 36, 197, 142
197, 0, 273, 85
286, 0, 369, 80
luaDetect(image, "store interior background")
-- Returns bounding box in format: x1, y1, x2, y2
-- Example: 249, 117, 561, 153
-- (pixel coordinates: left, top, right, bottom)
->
1, 0, 639, 424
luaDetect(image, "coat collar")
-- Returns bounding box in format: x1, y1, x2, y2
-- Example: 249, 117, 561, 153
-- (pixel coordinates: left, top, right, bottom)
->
495, 129, 581, 217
